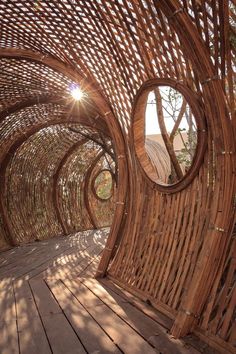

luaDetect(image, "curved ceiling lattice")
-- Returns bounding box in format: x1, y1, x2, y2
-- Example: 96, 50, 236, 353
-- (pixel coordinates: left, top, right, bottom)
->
0, 58, 75, 109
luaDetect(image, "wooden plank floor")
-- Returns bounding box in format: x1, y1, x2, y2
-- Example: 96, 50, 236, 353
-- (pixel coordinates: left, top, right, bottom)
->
0, 229, 216, 354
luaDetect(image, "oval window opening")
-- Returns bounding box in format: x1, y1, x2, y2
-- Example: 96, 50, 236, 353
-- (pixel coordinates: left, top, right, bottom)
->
93, 170, 113, 201
133, 79, 206, 192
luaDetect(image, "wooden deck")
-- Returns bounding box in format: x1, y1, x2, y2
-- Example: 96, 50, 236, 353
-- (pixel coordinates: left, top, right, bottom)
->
0, 229, 214, 354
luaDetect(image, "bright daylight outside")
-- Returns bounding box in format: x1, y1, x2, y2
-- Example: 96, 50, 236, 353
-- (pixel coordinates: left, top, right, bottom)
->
145, 86, 197, 185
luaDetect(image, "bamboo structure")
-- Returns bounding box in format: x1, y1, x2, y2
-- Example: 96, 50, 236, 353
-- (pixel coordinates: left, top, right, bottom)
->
0, 1, 235, 353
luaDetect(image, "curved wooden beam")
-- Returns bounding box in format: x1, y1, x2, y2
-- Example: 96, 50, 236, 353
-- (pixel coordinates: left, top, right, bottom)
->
0, 96, 110, 136
0, 95, 61, 121
83, 151, 106, 229
52, 138, 88, 235
133, 77, 207, 192
91, 168, 115, 203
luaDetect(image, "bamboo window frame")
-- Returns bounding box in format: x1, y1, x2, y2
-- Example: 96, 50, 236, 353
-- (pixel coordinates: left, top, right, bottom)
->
92, 168, 115, 202
132, 78, 208, 193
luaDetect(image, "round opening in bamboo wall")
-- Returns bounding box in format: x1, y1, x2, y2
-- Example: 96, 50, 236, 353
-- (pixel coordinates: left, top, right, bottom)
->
92, 169, 114, 201
133, 79, 207, 193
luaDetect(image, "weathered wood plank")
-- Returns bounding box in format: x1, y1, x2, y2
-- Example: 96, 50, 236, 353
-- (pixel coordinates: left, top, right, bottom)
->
0, 280, 16, 323
14, 279, 51, 354
63, 278, 157, 354
17, 317, 51, 354
30, 279, 86, 353
41, 312, 86, 354
47, 279, 121, 354
82, 278, 200, 354
29, 279, 62, 317
0, 320, 19, 354
103, 277, 173, 329
44, 244, 102, 281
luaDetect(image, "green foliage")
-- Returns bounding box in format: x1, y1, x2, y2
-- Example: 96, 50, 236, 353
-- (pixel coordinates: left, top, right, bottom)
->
94, 171, 113, 200
176, 130, 197, 168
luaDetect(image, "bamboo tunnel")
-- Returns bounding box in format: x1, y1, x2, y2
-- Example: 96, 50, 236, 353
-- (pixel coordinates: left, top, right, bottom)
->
0, 1, 235, 353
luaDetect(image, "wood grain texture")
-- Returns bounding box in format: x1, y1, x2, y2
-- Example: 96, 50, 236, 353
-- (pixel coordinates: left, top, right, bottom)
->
0, 2, 235, 353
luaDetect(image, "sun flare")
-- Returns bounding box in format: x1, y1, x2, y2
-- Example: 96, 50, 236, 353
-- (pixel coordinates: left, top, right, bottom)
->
70, 87, 84, 101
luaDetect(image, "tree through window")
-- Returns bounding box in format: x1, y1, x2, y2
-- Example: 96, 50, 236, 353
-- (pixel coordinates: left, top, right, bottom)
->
145, 86, 198, 184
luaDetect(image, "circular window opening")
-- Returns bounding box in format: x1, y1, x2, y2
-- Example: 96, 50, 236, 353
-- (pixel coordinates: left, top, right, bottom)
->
93, 169, 114, 201
133, 79, 207, 192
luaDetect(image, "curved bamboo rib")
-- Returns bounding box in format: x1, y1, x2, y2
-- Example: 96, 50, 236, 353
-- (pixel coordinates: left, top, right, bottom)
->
0, 2, 235, 353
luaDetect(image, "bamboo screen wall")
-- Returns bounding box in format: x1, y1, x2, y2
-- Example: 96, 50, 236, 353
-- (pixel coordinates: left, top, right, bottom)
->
0, 1, 235, 353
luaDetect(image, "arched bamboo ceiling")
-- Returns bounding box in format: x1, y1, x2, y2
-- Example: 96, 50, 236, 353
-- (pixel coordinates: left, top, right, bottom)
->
1, 1, 235, 114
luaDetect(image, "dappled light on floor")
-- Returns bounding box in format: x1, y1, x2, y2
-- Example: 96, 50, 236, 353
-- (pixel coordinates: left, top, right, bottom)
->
0, 229, 214, 354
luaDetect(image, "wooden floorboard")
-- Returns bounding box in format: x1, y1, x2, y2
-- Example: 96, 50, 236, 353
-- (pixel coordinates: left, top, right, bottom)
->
14, 279, 51, 354
101, 277, 173, 329
47, 279, 121, 354
0, 229, 96, 280
0, 280, 16, 323
0, 228, 211, 354
0, 320, 19, 354
31, 279, 86, 354
62, 278, 157, 354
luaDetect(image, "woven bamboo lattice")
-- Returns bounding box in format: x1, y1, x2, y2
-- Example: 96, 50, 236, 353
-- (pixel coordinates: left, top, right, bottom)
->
0, 1, 235, 353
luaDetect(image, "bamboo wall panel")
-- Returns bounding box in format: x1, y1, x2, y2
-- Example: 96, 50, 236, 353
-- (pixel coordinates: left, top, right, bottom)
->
0, 1, 235, 353
197, 227, 236, 351
108, 144, 212, 307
